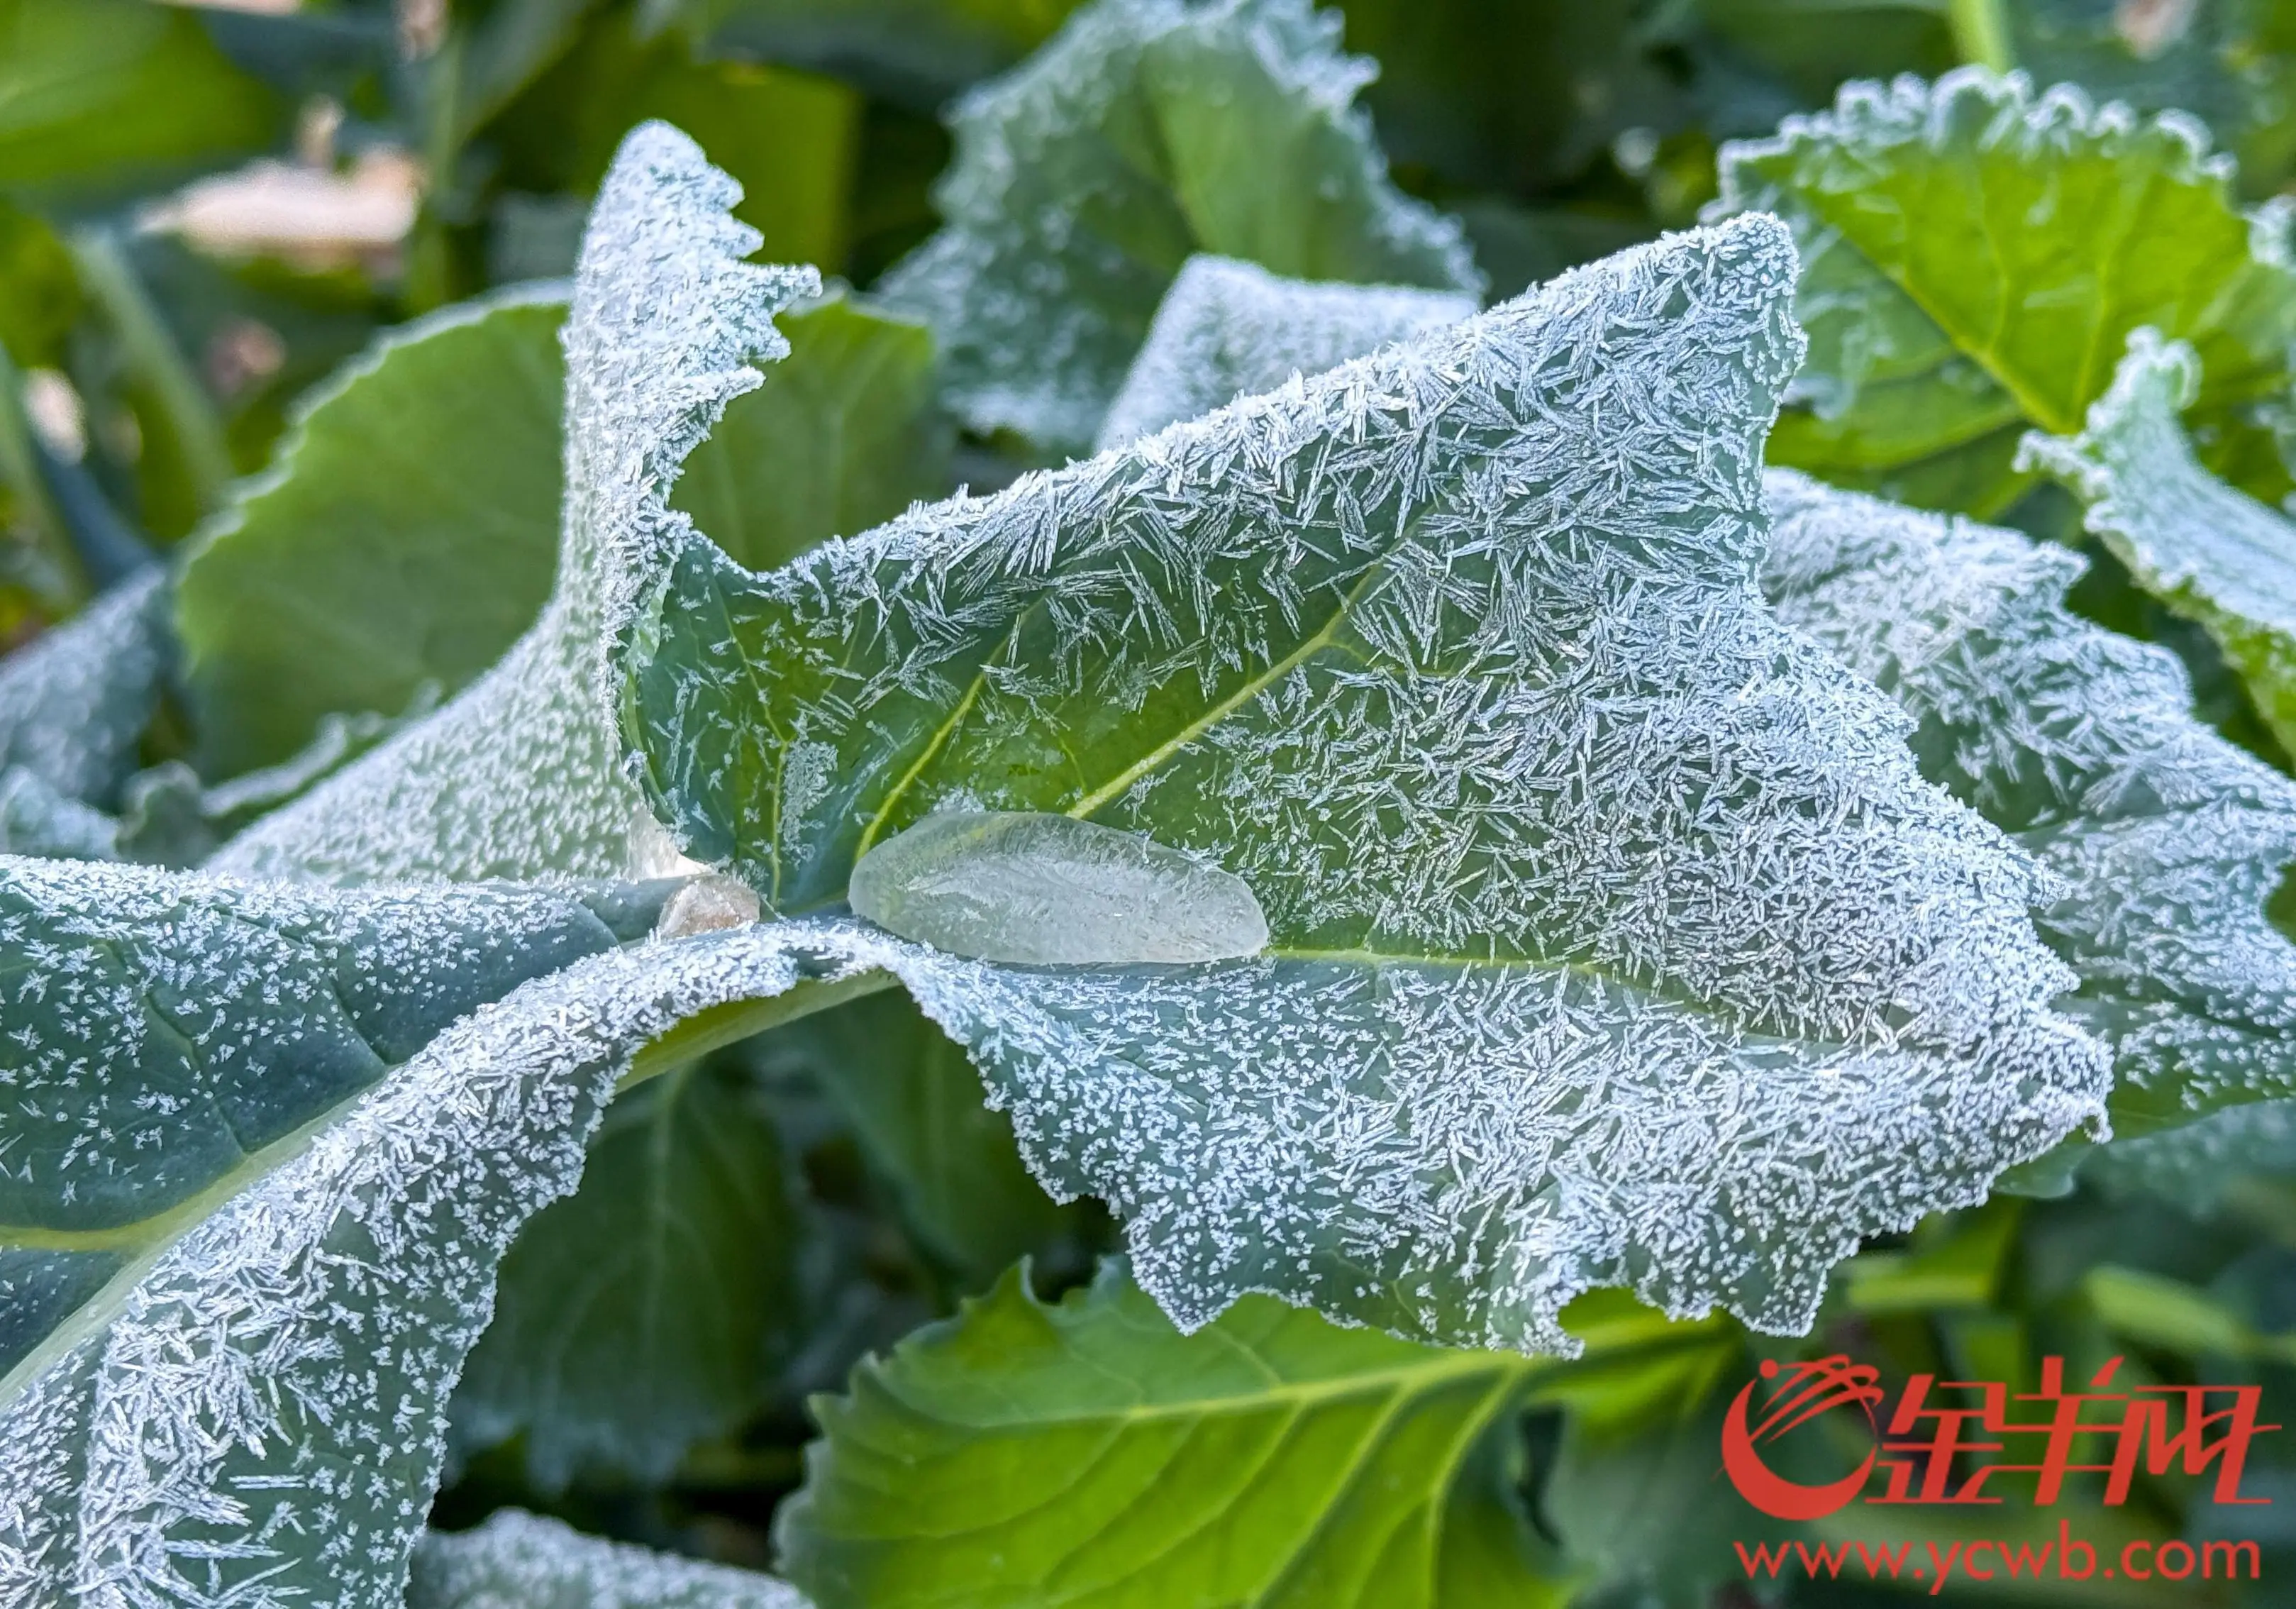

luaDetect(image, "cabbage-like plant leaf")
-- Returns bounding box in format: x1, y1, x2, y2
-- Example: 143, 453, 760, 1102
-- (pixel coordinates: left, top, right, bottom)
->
776, 1261, 1575, 1609
413, 1510, 811, 1609
177, 278, 946, 783
2019, 328, 2296, 762
1714, 67, 2296, 515
1762, 468, 2296, 1138
621, 207, 2107, 1350
208, 126, 822, 882
451, 1054, 805, 1489
0, 568, 168, 809
875, 0, 1481, 453
175, 289, 572, 780
1096, 253, 1473, 449
2087, 1099, 2296, 1217
0, 858, 916, 1608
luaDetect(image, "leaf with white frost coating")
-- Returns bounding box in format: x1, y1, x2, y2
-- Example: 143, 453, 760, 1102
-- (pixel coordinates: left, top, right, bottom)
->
621, 210, 2108, 1351
2019, 328, 2296, 763
209, 123, 821, 883
1713, 67, 2296, 515
0, 568, 169, 809
2086, 1100, 2296, 1218
1761, 468, 2296, 1140
1096, 254, 1473, 450
0, 859, 888, 1609
850, 810, 1268, 964
411, 1510, 810, 1609
875, 0, 1482, 454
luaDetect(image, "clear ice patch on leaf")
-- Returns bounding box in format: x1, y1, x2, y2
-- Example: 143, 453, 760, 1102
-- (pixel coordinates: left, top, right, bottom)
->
876, 0, 1482, 453
209, 122, 819, 883
1096, 254, 1475, 450
619, 199, 2109, 1351
849, 809, 1270, 963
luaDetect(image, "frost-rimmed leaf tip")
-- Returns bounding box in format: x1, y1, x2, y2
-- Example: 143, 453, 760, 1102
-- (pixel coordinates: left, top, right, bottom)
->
209, 121, 821, 883
622, 205, 2112, 1354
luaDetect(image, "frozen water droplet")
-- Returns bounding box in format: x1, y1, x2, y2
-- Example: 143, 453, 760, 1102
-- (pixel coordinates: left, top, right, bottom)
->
850, 812, 1269, 965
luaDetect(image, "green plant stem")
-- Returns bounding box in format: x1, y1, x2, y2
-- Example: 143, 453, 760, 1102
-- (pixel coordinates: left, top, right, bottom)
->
1946, 0, 2014, 72
68, 227, 234, 515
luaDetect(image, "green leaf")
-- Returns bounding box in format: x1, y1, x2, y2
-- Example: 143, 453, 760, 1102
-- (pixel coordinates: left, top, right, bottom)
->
1714, 67, 2296, 515
1096, 254, 1472, 450
1763, 469, 2296, 1141
763, 990, 1092, 1284
2019, 328, 2296, 763
876, 0, 1482, 453
621, 210, 2109, 1349
452, 1054, 806, 1489
413, 1510, 811, 1608
177, 277, 944, 783
206, 125, 823, 880
775, 1261, 1571, 1609
0, 568, 169, 809
0, 0, 284, 203
176, 289, 569, 780
2087, 1098, 2296, 1217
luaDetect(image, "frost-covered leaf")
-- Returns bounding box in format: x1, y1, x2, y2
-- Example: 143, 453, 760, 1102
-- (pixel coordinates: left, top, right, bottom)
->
175, 289, 572, 780
875, 0, 1482, 453
0, 860, 913, 1608
412, 1510, 811, 1609
2087, 1099, 2296, 1217
207, 125, 821, 882
1762, 468, 2296, 1139
1096, 254, 1473, 449
849, 810, 1269, 963
452, 1056, 805, 1490
179, 278, 947, 786
621, 212, 2107, 1350
0, 568, 169, 809
2019, 328, 2296, 763
776, 1260, 1572, 1609
0, 0, 284, 202
1714, 67, 2296, 515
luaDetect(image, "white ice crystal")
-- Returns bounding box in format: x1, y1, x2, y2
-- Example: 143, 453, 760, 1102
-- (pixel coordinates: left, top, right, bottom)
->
0, 570, 169, 809
849, 810, 1269, 963
209, 123, 818, 883
1096, 255, 1473, 450
1764, 469, 2296, 1124
409, 1511, 810, 1609
626, 210, 2112, 1349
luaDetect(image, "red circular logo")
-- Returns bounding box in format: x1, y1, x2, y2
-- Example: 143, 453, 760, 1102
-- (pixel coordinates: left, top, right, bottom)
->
1721, 1355, 1885, 1520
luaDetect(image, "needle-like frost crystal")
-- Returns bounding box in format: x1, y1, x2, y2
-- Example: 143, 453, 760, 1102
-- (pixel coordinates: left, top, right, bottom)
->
410, 1510, 810, 1609
850, 810, 1270, 963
